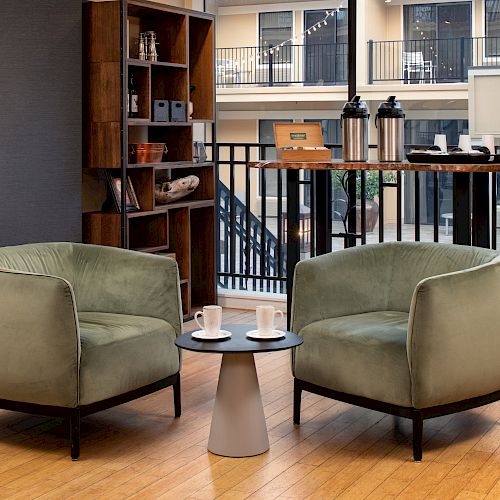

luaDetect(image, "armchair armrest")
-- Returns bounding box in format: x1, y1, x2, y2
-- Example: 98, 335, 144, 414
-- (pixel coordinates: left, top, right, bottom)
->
73, 244, 183, 336
408, 259, 500, 408
0, 269, 80, 407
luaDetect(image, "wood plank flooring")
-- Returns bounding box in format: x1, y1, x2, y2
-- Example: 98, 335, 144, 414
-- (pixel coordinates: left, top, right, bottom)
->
0, 308, 498, 499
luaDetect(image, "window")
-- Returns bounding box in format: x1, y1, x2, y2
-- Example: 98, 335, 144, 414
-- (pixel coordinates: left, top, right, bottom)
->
404, 3, 472, 82
304, 9, 348, 84
259, 12, 293, 64
486, 0, 500, 56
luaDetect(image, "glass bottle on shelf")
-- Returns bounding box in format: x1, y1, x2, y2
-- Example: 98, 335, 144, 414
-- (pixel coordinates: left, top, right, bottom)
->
128, 73, 139, 118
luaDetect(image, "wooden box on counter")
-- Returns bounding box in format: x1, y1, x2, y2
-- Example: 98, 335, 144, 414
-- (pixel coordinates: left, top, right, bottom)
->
273, 122, 331, 162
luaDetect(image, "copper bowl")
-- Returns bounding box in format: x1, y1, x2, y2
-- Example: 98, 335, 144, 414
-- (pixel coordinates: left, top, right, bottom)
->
129, 143, 167, 164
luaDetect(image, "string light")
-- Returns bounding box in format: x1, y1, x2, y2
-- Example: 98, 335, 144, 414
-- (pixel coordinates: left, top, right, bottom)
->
250, 2, 344, 61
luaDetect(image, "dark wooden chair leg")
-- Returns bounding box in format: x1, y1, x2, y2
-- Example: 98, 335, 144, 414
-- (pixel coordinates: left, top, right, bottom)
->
70, 408, 80, 461
173, 374, 181, 418
412, 411, 423, 462
293, 378, 302, 425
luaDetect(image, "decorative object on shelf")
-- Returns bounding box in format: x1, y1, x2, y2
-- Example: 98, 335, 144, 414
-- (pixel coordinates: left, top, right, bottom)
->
193, 141, 207, 163
138, 32, 146, 60
128, 72, 139, 118
189, 85, 195, 120
153, 100, 169, 122
145, 31, 158, 61
155, 175, 199, 204
105, 172, 140, 212
170, 101, 186, 122
129, 143, 167, 164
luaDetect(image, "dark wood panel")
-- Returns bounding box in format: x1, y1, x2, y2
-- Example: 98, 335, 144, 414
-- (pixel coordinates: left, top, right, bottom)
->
168, 208, 191, 281
129, 213, 169, 250
188, 17, 214, 121
88, 62, 121, 123
83, 213, 121, 247
86, 122, 121, 168
190, 206, 216, 307
84, 1, 120, 63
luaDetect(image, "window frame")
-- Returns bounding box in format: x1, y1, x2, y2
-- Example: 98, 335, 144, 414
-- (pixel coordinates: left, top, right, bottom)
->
257, 11, 294, 69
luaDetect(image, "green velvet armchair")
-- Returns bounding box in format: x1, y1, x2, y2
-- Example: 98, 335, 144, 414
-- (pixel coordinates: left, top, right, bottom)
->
0, 243, 183, 460
291, 242, 500, 461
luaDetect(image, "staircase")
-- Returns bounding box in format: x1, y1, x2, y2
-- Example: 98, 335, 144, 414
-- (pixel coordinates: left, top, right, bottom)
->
218, 181, 286, 293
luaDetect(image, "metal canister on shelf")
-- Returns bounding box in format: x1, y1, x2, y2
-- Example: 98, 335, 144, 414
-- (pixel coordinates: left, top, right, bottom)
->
138, 33, 146, 60
341, 95, 369, 162
145, 31, 158, 61
376, 96, 405, 162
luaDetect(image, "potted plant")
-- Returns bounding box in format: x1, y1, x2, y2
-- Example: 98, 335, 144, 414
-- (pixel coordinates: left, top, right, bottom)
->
332, 171, 396, 233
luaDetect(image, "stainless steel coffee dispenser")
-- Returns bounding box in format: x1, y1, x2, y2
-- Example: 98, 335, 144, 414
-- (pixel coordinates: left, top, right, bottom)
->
376, 96, 405, 162
341, 96, 369, 162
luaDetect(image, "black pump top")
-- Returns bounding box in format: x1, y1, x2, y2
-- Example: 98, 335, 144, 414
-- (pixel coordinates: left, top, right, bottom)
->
376, 96, 405, 118
342, 95, 369, 118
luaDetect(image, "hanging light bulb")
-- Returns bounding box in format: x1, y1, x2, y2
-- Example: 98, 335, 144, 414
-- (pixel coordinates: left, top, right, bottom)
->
270, 49, 274, 54
313, 25, 317, 31
324, 20, 328, 26
307, 29, 311, 35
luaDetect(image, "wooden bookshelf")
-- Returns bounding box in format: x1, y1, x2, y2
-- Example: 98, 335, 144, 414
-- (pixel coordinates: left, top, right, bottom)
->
82, 0, 216, 319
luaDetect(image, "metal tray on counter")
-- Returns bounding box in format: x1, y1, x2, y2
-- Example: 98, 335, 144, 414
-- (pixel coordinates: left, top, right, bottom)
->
407, 152, 499, 164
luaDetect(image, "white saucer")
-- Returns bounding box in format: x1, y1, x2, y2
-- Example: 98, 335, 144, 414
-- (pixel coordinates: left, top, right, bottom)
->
246, 329, 286, 340
191, 329, 232, 341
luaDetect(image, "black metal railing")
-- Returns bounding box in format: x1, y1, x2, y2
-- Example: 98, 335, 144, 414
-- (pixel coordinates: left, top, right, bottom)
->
216, 43, 348, 87
369, 36, 500, 84
216, 142, 499, 293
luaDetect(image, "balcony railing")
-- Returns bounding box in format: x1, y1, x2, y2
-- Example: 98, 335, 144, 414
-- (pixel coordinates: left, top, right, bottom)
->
369, 36, 500, 84
216, 44, 348, 88
215, 142, 499, 293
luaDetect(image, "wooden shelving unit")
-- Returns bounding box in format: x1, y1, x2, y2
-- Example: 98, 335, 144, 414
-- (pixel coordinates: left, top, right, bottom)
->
83, 0, 216, 319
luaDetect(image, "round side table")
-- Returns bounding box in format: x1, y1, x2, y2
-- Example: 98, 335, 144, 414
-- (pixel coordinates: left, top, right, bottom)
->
175, 324, 303, 457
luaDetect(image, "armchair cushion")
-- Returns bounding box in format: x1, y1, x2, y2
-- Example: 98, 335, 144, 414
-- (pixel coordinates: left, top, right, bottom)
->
293, 311, 411, 407
78, 312, 179, 406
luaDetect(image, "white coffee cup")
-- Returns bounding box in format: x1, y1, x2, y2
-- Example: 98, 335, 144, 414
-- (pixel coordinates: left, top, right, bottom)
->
256, 305, 284, 336
482, 135, 496, 156
458, 134, 472, 153
434, 134, 447, 152
195, 305, 222, 337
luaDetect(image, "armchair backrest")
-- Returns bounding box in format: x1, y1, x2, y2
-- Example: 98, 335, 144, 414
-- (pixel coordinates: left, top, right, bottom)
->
292, 242, 498, 333
385, 242, 498, 312
0, 242, 74, 284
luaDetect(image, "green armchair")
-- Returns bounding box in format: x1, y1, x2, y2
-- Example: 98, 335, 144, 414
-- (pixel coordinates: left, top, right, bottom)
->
0, 243, 183, 459
291, 242, 500, 461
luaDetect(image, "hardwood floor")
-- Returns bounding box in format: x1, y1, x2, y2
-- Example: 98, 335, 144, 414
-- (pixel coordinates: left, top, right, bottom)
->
0, 308, 498, 499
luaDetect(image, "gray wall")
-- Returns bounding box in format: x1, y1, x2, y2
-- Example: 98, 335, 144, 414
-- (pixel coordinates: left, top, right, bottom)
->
0, 0, 82, 246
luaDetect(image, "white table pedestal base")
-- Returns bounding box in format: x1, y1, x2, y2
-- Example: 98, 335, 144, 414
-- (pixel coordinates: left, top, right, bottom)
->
208, 352, 269, 457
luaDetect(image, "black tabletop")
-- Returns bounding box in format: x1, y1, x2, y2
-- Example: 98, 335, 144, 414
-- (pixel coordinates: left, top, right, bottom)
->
175, 324, 303, 354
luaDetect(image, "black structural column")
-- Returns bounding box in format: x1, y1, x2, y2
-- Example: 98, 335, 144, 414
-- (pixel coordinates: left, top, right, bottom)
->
472, 173, 490, 247
315, 170, 332, 255
286, 169, 300, 328
453, 173, 471, 245
346, 0, 358, 248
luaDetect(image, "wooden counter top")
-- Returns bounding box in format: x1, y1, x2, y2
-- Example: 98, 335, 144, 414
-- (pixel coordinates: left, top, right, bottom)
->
249, 159, 500, 173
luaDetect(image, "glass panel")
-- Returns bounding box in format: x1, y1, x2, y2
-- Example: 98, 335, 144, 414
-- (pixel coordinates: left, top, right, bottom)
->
486, 0, 500, 57
404, 119, 469, 225
259, 12, 293, 64
404, 3, 471, 83
304, 9, 347, 85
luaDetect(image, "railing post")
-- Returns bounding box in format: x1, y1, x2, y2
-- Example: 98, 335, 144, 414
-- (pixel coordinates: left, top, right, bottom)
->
368, 39, 373, 84
460, 37, 466, 82
268, 44, 274, 87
